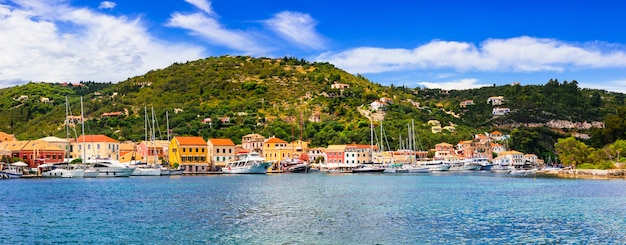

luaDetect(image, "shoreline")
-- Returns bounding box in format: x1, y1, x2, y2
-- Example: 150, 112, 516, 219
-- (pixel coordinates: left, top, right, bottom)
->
542, 169, 626, 180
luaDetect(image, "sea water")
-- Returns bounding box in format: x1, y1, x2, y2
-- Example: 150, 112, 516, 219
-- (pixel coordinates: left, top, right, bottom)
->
1, 172, 626, 244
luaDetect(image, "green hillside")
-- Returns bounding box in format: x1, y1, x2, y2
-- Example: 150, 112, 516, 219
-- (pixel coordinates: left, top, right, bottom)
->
1, 56, 624, 160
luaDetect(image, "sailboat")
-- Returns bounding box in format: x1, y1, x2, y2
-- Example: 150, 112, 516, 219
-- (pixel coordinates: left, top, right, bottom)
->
163, 110, 183, 175
128, 107, 161, 176
41, 97, 87, 178
353, 119, 385, 173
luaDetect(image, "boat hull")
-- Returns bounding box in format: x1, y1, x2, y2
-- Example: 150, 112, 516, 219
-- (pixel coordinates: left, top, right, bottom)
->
0, 171, 22, 179
222, 162, 271, 174
95, 167, 135, 177
41, 169, 75, 178
131, 168, 161, 176
83, 169, 100, 178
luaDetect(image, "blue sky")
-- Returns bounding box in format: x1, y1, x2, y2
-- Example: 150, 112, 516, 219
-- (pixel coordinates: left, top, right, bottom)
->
2, 0, 626, 92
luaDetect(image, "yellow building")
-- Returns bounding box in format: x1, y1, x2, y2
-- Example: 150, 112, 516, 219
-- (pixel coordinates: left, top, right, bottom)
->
263, 136, 291, 163
169, 136, 208, 173
290, 139, 309, 159
207, 138, 236, 170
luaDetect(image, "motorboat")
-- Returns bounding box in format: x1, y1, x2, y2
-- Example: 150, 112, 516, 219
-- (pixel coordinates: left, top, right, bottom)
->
421, 160, 451, 172
0, 162, 26, 178
40, 164, 75, 178
352, 164, 385, 173
508, 168, 537, 177
123, 161, 161, 176
222, 152, 271, 174
86, 159, 135, 177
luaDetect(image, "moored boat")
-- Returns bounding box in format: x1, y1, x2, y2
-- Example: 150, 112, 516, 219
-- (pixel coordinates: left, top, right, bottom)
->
352, 164, 385, 173
86, 159, 135, 177
222, 152, 271, 174
0, 162, 26, 178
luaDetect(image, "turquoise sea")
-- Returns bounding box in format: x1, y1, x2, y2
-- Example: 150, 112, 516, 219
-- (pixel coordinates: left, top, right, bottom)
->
1, 172, 626, 244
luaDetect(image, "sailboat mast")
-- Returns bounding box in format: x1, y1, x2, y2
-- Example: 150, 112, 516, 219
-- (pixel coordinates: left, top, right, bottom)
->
65, 96, 70, 159
151, 107, 157, 165
80, 97, 86, 162
370, 119, 374, 163
144, 107, 148, 142
166, 111, 170, 141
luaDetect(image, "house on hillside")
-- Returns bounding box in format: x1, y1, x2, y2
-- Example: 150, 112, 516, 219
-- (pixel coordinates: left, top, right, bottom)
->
100, 112, 123, 118
492, 108, 510, 116
487, 96, 505, 106
370, 100, 387, 111
331, 83, 349, 90
460, 100, 474, 108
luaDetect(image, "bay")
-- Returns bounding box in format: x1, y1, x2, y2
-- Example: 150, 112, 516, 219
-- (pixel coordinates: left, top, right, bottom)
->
1, 172, 626, 244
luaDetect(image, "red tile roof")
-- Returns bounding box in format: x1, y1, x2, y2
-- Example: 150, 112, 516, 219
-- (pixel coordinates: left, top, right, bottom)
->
174, 136, 207, 145
77, 135, 119, 143
265, 137, 287, 143
208, 138, 235, 146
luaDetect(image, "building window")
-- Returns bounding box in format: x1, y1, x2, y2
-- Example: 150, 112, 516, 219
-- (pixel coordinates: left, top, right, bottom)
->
183, 148, 186, 153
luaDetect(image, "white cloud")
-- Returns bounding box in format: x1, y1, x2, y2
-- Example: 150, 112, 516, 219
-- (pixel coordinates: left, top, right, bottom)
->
264, 11, 325, 50
579, 79, 626, 94
0, 1, 204, 86
316, 36, 626, 74
185, 0, 214, 16
167, 12, 267, 55
98, 1, 116, 9
418, 78, 492, 91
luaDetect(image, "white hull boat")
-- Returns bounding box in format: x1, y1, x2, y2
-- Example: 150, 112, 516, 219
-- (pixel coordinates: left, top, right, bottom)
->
222, 152, 271, 174
131, 167, 161, 176
41, 168, 75, 178
87, 159, 135, 177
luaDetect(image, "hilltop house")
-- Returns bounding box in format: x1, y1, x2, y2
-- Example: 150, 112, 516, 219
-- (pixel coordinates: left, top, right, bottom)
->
487, 96, 505, 106
492, 108, 510, 116
460, 100, 474, 108
370, 100, 387, 111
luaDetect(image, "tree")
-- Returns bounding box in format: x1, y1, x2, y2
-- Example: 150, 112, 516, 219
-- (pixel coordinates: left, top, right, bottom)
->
555, 137, 590, 169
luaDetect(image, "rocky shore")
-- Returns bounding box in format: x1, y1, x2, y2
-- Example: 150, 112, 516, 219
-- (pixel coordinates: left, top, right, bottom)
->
554, 169, 626, 179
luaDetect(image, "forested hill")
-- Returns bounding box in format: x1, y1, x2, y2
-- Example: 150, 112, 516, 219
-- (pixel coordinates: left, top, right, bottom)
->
1, 56, 624, 153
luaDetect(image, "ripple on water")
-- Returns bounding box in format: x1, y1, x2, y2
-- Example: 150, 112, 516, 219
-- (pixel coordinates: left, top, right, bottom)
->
1, 173, 626, 244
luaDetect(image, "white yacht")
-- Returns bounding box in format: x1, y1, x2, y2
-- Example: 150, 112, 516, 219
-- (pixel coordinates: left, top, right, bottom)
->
123, 161, 161, 176
222, 152, 271, 174
40, 164, 75, 178
86, 159, 135, 177
422, 160, 451, 172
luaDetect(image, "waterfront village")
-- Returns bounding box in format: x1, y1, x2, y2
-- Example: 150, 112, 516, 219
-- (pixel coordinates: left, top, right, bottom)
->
0, 124, 547, 177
